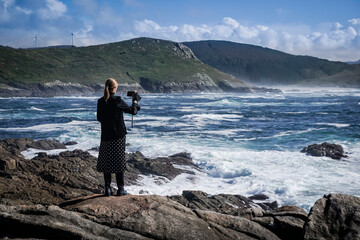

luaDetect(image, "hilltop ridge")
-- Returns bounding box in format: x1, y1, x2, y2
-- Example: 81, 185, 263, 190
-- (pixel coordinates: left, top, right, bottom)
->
1, 37, 274, 97
183, 40, 360, 87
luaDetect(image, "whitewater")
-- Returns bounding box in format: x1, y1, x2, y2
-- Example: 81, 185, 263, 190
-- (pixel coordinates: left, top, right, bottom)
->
0, 88, 359, 211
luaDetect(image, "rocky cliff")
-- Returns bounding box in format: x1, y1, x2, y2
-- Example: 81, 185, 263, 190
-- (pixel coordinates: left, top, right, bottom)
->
0, 138, 359, 239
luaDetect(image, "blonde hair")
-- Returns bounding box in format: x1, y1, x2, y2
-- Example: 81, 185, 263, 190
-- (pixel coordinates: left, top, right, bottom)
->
104, 78, 118, 103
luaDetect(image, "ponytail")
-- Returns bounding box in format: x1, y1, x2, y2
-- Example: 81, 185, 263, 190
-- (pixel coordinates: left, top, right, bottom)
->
103, 78, 118, 103
104, 86, 110, 103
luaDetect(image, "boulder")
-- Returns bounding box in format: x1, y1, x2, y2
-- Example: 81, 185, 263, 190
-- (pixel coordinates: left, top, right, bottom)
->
304, 193, 360, 240
126, 151, 198, 182
0, 204, 150, 240
194, 209, 280, 240
171, 190, 277, 217
301, 142, 348, 160
1, 138, 66, 151
64, 141, 78, 146
61, 194, 279, 240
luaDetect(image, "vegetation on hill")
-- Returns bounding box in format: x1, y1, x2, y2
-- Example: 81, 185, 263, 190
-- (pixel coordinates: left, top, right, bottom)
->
183, 40, 360, 87
0, 38, 246, 90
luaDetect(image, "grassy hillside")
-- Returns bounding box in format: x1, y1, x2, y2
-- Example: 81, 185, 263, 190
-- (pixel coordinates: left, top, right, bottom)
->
0, 38, 245, 88
183, 40, 360, 87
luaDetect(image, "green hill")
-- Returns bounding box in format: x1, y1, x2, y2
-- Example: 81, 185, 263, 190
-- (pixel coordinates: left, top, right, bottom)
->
183, 40, 360, 87
0, 37, 256, 96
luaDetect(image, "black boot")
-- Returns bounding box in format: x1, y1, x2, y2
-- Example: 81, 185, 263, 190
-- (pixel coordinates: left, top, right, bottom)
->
104, 173, 113, 196
116, 172, 128, 196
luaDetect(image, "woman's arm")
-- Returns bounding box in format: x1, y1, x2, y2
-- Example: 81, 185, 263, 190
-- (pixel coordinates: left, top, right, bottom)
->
117, 98, 140, 115
97, 99, 104, 122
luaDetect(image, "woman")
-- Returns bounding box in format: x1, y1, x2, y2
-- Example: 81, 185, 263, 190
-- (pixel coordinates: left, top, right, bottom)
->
97, 78, 140, 196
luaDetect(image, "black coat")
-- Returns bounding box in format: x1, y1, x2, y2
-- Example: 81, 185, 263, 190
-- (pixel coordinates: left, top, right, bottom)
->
97, 94, 140, 141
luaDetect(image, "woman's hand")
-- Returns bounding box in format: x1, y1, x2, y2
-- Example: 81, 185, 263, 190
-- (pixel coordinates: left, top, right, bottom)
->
132, 90, 138, 104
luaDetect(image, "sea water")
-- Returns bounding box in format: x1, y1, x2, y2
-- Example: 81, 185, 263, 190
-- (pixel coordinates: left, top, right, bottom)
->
0, 88, 359, 211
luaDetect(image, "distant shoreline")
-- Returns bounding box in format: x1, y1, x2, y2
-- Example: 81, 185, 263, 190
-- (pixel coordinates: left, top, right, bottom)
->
0, 81, 282, 98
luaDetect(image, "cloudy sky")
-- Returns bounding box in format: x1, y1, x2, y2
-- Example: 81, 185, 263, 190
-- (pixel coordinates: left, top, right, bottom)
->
1, 0, 360, 62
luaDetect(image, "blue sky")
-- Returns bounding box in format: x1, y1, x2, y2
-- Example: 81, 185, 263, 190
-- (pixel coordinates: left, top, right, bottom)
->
1, 0, 360, 61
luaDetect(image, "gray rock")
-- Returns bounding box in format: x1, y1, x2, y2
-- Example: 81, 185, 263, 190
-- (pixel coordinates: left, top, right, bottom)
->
126, 151, 198, 181
170, 190, 277, 218
62, 194, 221, 240
0, 204, 150, 240
194, 209, 280, 240
1, 138, 66, 151
301, 142, 348, 160
0, 138, 200, 205
304, 193, 360, 240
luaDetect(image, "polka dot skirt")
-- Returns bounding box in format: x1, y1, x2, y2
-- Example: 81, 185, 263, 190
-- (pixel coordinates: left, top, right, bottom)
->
97, 137, 126, 173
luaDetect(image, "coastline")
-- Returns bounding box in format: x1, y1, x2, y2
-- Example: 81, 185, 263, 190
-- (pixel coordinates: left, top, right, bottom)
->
0, 80, 282, 98
1, 137, 359, 239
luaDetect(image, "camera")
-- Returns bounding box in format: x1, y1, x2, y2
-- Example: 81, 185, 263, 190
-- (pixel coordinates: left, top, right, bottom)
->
127, 91, 141, 102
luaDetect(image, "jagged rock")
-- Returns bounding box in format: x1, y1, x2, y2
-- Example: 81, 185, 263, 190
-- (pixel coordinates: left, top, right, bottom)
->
0, 141, 23, 170
0, 138, 199, 205
126, 151, 198, 180
304, 193, 360, 240
194, 209, 280, 240
301, 142, 348, 160
170, 190, 276, 218
64, 141, 78, 145
62, 194, 220, 240
1, 138, 66, 151
0, 204, 150, 240
0, 148, 103, 205
61, 194, 280, 240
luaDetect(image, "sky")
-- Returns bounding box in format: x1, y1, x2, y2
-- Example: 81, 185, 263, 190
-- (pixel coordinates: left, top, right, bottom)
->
0, 0, 360, 62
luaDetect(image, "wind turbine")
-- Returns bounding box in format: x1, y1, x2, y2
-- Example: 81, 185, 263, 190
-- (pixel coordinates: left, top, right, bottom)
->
34, 34, 38, 48
71, 32, 74, 46
33, 34, 43, 48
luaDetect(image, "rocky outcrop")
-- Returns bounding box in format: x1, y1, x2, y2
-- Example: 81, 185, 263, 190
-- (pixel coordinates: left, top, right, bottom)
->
1, 138, 66, 151
301, 142, 348, 160
0, 204, 150, 240
0, 138, 199, 205
304, 194, 360, 240
60, 194, 282, 240
3, 193, 358, 240
171, 190, 307, 240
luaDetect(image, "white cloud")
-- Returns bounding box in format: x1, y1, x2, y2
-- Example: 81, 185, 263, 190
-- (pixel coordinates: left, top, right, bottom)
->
15, 6, 32, 15
135, 19, 178, 33
39, 0, 67, 19
130, 17, 360, 61
333, 22, 343, 30
222, 17, 239, 29
349, 18, 360, 25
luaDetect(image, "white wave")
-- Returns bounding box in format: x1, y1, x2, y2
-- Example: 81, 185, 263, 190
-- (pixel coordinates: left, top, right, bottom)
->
285, 112, 306, 114
126, 134, 360, 211
243, 102, 284, 106
29, 106, 45, 111
53, 96, 98, 99
181, 113, 243, 122
315, 123, 350, 128
178, 106, 196, 112
58, 108, 88, 111
0, 120, 98, 132
248, 117, 273, 121
311, 102, 343, 106
202, 129, 239, 136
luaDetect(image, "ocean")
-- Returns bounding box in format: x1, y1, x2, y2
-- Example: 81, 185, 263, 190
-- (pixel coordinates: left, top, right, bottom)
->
1, 87, 359, 211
